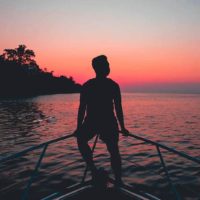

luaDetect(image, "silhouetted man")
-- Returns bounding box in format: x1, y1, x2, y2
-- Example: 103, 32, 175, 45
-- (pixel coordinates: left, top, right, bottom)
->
75, 55, 129, 185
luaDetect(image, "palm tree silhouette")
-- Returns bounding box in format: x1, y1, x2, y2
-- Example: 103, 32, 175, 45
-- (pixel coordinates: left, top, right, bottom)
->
3, 44, 35, 65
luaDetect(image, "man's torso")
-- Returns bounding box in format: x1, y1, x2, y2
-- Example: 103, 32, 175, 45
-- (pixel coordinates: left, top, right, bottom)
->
82, 78, 118, 124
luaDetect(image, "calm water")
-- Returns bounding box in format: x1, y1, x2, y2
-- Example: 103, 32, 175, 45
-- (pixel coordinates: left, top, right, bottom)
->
0, 93, 200, 200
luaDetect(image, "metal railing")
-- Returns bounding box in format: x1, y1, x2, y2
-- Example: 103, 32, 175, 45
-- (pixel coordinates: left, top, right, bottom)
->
0, 132, 200, 200
0, 133, 74, 200
123, 132, 200, 200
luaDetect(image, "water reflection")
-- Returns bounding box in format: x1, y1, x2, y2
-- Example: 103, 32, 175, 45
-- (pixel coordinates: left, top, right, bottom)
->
0, 93, 200, 200
0, 98, 45, 155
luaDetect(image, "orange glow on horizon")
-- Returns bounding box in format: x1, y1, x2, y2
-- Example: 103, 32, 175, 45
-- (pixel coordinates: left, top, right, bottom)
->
32, 39, 200, 86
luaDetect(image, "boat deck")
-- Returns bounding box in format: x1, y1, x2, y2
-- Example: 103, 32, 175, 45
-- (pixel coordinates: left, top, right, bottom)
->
49, 181, 156, 200
64, 188, 131, 200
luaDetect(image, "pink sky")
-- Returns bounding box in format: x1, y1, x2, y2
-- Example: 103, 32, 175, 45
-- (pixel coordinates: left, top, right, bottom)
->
0, 0, 199, 91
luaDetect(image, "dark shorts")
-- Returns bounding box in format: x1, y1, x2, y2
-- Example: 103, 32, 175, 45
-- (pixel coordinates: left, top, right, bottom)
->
77, 117, 119, 143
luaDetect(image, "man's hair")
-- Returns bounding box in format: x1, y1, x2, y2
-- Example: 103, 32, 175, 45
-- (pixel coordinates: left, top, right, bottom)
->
92, 55, 110, 77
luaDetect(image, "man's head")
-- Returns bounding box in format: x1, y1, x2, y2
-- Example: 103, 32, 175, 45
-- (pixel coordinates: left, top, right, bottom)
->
92, 55, 110, 78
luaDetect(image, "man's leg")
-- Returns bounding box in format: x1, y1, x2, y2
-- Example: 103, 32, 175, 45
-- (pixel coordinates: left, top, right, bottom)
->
106, 141, 122, 184
77, 135, 97, 176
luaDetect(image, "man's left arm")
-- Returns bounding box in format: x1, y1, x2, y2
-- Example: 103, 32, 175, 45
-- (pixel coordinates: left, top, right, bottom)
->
114, 84, 129, 135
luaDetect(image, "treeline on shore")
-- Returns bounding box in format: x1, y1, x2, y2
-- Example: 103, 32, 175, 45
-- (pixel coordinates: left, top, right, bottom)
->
0, 45, 81, 97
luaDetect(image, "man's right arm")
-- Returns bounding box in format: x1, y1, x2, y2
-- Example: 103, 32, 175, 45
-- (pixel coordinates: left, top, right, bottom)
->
74, 86, 87, 137
76, 91, 86, 130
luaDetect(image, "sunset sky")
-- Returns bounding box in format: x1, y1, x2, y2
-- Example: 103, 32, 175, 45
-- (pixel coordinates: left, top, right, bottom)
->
0, 0, 200, 92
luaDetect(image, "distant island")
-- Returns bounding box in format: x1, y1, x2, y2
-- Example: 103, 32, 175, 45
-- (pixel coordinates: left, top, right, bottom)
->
0, 45, 81, 97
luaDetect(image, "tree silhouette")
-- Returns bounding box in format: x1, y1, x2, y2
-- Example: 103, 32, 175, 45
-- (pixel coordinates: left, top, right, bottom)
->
3, 44, 35, 65
0, 44, 81, 97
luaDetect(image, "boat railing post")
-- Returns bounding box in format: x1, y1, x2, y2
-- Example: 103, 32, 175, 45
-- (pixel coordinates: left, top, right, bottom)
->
156, 145, 181, 200
21, 143, 48, 200
81, 134, 99, 183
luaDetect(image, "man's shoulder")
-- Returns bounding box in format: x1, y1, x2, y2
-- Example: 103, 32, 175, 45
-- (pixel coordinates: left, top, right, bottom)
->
82, 78, 119, 88
82, 79, 95, 88
107, 78, 119, 88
